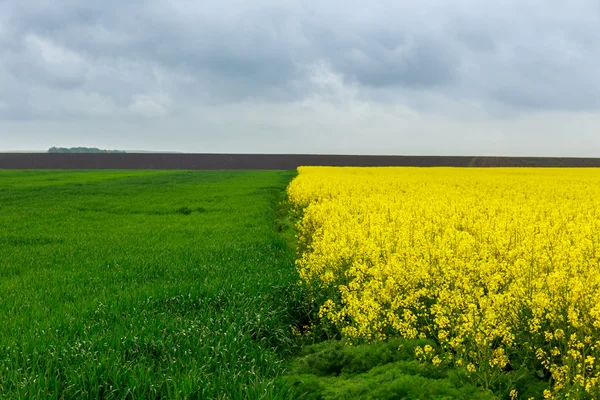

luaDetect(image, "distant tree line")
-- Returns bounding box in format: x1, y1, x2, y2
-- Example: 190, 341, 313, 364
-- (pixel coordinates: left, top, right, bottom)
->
48, 147, 126, 154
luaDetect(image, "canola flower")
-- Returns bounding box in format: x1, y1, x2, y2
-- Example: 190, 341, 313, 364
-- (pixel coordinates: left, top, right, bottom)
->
287, 167, 600, 399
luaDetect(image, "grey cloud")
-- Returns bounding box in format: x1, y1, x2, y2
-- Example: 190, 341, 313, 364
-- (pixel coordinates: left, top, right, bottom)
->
1, 0, 600, 124
4, 36, 87, 90
3, 0, 308, 107
333, 35, 459, 88
449, 16, 497, 53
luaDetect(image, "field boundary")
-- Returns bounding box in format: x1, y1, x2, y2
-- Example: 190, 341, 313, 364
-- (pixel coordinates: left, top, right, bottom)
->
2, 153, 600, 169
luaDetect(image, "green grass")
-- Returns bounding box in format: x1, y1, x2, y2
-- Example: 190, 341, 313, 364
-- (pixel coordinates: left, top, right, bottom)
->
279, 339, 498, 400
0, 170, 300, 399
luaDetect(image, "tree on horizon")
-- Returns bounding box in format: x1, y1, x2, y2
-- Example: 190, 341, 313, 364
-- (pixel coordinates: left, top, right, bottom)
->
48, 147, 125, 154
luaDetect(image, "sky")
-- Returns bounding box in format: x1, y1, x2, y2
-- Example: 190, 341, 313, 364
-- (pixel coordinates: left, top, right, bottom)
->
1, 0, 599, 155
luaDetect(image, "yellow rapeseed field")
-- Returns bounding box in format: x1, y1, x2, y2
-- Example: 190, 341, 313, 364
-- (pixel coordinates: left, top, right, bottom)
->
288, 167, 600, 399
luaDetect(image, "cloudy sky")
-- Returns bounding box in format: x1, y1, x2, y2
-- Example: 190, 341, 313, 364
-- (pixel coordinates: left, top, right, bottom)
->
1, 0, 599, 155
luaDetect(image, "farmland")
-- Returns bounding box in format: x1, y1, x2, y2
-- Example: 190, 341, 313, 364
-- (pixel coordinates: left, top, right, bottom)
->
0, 170, 300, 399
288, 167, 600, 399
3, 167, 600, 399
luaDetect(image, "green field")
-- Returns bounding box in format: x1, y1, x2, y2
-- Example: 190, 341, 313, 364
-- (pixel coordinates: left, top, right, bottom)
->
0, 170, 302, 399
0, 170, 508, 399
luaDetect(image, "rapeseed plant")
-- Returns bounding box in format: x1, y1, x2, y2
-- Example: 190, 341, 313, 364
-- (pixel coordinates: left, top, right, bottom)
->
288, 167, 600, 398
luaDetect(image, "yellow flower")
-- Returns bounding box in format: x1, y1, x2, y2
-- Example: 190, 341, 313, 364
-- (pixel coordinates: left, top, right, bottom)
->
288, 167, 600, 399
585, 355, 595, 365
415, 346, 424, 357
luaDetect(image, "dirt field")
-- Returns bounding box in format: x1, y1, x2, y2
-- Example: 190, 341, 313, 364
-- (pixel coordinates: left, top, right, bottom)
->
2, 153, 600, 169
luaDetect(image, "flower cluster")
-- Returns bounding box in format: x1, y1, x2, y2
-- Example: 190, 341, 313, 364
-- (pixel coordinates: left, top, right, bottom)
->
288, 167, 600, 398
